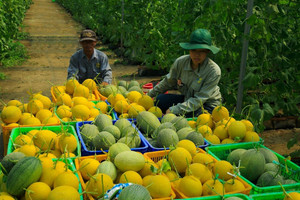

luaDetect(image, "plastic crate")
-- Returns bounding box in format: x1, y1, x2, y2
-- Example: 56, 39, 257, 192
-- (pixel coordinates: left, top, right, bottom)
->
206, 143, 300, 194
179, 193, 252, 200
250, 191, 300, 200
133, 120, 209, 152
54, 100, 117, 129
75, 120, 149, 156
56, 158, 84, 200
51, 86, 106, 102
7, 125, 81, 159
144, 149, 252, 199
75, 154, 176, 200
1, 122, 60, 156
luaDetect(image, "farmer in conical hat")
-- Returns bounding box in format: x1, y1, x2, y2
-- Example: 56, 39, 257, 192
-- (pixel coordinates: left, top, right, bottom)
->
148, 29, 222, 117
67, 29, 112, 85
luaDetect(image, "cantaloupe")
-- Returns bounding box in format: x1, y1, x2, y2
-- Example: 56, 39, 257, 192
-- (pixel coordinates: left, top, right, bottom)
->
240, 149, 265, 182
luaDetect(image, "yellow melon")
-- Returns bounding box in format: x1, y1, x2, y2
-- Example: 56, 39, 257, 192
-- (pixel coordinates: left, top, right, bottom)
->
1, 106, 22, 124
65, 79, 79, 95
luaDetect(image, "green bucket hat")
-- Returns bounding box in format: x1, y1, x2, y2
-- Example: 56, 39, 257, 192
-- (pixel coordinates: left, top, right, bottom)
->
179, 29, 220, 54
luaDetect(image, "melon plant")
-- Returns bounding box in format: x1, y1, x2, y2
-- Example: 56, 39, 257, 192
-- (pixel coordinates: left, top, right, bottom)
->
6, 157, 43, 196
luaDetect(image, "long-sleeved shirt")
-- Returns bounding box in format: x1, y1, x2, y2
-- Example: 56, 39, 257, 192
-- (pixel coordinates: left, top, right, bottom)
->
67, 49, 112, 84
148, 55, 222, 115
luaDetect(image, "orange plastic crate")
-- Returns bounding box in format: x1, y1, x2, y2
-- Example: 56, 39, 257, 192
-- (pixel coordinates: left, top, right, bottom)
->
144, 149, 252, 199
75, 154, 176, 200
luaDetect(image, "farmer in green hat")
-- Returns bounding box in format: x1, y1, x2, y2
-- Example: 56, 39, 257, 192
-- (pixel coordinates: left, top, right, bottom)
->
148, 29, 222, 117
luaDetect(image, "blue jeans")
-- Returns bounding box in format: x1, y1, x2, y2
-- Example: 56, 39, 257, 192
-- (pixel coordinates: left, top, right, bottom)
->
155, 94, 215, 117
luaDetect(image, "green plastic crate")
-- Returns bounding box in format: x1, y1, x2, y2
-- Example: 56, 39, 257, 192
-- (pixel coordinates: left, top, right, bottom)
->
7, 125, 81, 159
54, 100, 116, 128
53, 158, 84, 200
177, 193, 251, 200
206, 143, 300, 194
250, 191, 300, 199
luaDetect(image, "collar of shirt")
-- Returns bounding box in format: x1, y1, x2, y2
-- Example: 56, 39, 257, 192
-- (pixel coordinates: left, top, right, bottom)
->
80, 49, 98, 60
183, 56, 209, 75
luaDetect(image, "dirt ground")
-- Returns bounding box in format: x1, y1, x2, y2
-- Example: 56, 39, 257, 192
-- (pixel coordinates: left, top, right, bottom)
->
0, 0, 299, 160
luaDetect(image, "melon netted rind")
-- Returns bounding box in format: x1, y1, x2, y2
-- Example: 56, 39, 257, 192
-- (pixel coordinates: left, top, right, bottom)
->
136, 111, 161, 136
114, 118, 132, 133
96, 160, 117, 181
171, 116, 189, 131
103, 125, 121, 140
92, 131, 116, 150
226, 148, 247, 166
118, 184, 151, 200
185, 131, 204, 146
156, 128, 179, 148
80, 124, 100, 147
177, 127, 194, 141
94, 114, 113, 131
239, 149, 266, 182
161, 113, 177, 123
108, 143, 131, 162
258, 148, 279, 164
256, 171, 284, 187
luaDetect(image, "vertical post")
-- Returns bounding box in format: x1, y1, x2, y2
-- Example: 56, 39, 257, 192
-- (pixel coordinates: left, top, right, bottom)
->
121, 0, 124, 49
236, 0, 254, 114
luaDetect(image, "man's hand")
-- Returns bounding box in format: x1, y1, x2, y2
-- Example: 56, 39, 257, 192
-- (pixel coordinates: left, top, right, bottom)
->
101, 81, 109, 86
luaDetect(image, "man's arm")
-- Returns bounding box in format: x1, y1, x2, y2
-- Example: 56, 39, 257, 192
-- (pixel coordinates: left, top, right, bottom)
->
67, 55, 79, 80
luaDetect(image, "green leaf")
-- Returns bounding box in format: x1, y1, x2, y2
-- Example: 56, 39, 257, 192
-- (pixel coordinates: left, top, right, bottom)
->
262, 103, 274, 121
287, 137, 298, 149
243, 72, 260, 89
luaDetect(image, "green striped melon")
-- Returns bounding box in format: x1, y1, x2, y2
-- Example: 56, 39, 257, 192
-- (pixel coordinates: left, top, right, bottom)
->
6, 157, 42, 196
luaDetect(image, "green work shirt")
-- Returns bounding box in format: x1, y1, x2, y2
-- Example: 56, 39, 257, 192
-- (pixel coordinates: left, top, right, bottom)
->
148, 55, 222, 115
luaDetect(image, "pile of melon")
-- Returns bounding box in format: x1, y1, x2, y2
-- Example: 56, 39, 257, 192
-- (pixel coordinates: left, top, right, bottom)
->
227, 147, 298, 187
144, 141, 249, 198
100, 80, 163, 119
76, 143, 173, 199
187, 105, 261, 145
1, 93, 60, 127
10, 127, 79, 159
52, 78, 99, 102
136, 111, 206, 149
79, 114, 142, 150
0, 154, 81, 200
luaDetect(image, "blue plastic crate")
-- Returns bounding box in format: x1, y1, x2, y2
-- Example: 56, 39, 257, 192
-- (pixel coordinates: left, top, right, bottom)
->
76, 120, 149, 156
